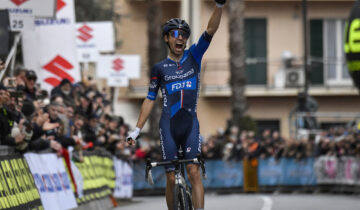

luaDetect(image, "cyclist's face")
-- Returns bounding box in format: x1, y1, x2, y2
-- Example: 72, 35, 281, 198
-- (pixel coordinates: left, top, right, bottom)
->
165, 29, 188, 55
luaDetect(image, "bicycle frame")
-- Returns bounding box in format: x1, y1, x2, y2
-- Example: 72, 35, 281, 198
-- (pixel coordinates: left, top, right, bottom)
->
145, 154, 206, 210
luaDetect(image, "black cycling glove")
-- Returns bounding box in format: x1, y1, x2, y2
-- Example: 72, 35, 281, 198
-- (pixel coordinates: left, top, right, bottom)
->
215, 0, 226, 5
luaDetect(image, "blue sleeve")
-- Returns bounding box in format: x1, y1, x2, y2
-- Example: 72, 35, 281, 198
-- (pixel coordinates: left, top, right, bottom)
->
190, 31, 212, 66
146, 66, 161, 100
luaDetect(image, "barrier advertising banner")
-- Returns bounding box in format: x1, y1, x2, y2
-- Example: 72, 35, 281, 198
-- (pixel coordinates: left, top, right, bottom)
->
73, 149, 115, 204
315, 156, 360, 185
0, 0, 56, 18
22, 0, 80, 92
24, 153, 77, 210
113, 158, 133, 198
0, 154, 42, 210
97, 54, 141, 87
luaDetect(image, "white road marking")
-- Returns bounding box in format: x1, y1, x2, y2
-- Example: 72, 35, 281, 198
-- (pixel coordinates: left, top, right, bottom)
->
261, 196, 273, 210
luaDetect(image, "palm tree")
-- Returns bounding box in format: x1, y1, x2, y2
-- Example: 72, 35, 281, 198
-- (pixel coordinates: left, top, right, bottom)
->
228, 0, 247, 131
147, 0, 163, 139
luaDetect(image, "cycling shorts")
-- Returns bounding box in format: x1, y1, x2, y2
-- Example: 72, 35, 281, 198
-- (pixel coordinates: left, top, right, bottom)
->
159, 108, 202, 172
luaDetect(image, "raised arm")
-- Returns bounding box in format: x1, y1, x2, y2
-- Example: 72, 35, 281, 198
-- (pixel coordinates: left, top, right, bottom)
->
206, 0, 226, 36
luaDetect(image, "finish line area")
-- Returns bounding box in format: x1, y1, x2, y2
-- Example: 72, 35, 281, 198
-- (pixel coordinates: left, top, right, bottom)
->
115, 194, 360, 210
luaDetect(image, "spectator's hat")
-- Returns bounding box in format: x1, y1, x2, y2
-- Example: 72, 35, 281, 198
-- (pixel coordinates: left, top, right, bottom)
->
21, 100, 35, 117
59, 78, 72, 87
25, 70, 37, 81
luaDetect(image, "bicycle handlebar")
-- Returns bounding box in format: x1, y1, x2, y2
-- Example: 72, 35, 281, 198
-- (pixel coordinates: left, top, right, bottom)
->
145, 155, 207, 185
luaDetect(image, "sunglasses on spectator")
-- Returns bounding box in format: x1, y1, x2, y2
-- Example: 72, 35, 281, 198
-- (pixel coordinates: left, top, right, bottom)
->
27, 76, 37, 81
170, 30, 189, 39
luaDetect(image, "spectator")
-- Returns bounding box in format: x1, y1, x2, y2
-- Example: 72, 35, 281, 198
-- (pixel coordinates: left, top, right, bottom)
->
51, 78, 74, 104
23, 70, 38, 100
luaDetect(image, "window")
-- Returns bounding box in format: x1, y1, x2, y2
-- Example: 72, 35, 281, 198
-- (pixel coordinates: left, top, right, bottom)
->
310, 19, 351, 86
245, 19, 267, 85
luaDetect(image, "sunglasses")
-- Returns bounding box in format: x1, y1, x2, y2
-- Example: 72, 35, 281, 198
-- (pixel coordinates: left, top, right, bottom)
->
27, 76, 37, 81
170, 30, 190, 39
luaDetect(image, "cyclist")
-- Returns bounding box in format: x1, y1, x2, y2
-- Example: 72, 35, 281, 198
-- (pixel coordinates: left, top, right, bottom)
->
127, 0, 226, 209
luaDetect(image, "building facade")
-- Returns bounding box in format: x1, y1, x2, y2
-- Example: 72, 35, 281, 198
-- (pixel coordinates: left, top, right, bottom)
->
112, 0, 360, 139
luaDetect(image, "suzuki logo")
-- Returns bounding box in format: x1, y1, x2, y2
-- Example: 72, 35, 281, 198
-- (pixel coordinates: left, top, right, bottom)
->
77, 25, 93, 42
11, 0, 29, 6
112, 58, 124, 72
56, 0, 66, 12
42, 55, 74, 87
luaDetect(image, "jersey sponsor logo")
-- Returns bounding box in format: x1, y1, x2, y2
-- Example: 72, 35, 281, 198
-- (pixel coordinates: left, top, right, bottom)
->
166, 76, 197, 94
162, 88, 167, 107
164, 68, 194, 81
159, 128, 166, 159
163, 63, 176, 68
149, 81, 158, 89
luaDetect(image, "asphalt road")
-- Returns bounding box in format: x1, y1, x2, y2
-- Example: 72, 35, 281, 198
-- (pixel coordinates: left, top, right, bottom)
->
115, 194, 360, 210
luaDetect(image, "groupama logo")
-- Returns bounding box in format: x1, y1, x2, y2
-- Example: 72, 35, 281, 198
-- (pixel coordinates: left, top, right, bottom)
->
10, 0, 29, 6
42, 55, 74, 87
77, 24, 93, 42
112, 58, 124, 72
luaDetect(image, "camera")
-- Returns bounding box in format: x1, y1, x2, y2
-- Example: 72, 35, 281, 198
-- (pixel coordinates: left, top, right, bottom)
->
9, 90, 24, 98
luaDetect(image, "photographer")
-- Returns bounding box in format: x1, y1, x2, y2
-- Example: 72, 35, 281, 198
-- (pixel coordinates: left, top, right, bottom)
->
0, 86, 25, 146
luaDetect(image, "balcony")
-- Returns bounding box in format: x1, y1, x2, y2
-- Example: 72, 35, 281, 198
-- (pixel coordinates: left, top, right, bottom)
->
123, 57, 358, 99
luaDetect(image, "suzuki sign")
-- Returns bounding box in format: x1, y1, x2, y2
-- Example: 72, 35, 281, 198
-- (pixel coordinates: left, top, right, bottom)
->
22, 0, 80, 91
0, 0, 56, 18
76, 21, 115, 62
98, 55, 141, 87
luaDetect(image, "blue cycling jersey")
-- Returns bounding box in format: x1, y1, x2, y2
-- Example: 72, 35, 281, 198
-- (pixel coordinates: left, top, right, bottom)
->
146, 31, 212, 170
147, 31, 212, 118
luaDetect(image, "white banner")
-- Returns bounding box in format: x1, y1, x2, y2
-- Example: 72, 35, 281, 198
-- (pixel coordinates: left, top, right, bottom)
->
9, 9, 35, 31
113, 158, 133, 198
0, 0, 56, 18
98, 54, 141, 87
24, 153, 78, 210
76, 21, 115, 52
22, 0, 80, 92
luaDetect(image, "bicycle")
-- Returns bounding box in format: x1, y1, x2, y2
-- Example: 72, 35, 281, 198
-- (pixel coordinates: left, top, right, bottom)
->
145, 149, 206, 210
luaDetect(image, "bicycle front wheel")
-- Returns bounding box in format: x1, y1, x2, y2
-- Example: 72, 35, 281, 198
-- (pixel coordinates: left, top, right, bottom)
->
173, 184, 189, 210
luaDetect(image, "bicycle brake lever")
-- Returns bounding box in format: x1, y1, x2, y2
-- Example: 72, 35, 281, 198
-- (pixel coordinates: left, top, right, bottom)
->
197, 155, 207, 180
145, 158, 154, 185
147, 168, 154, 185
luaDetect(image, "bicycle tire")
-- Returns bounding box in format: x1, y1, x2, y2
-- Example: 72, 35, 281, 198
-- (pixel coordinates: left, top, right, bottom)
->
173, 185, 189, 210
185, 189, 193, 210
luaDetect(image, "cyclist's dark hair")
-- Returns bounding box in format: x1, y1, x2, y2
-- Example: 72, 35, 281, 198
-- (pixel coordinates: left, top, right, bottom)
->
162, 18, 191, 37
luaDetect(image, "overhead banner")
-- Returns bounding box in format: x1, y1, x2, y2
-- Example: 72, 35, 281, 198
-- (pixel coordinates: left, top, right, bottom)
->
22, 0, 80, 92
0, 0, 56, 18
24, 153, 77, 210
98, 54, 141, 87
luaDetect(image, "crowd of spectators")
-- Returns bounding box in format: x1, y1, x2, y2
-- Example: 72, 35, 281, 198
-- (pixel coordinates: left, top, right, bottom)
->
201, 126, 360, 161
1, 63, 360, 163
0, 65, 133, 162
